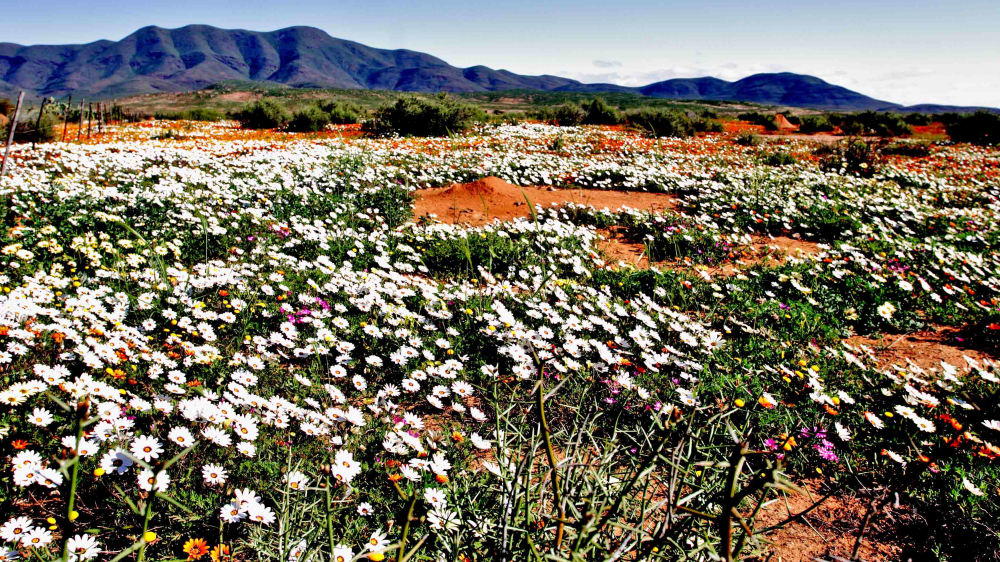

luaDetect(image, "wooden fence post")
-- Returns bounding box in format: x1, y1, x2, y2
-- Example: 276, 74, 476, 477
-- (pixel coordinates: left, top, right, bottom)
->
32, 97, 49, 150
62, 95, 72, 142
1, 91, 25, 178
87, 103, 92, 139
77, 100, 85, 141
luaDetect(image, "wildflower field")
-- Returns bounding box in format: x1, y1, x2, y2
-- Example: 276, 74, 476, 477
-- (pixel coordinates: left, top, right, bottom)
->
1, 120, 999, 561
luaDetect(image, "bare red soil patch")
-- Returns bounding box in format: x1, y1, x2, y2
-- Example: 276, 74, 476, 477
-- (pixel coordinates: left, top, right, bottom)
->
596, 227, 650, 268
845, 326, 998, 372
753, 482, 905, 561
216, 91, 261, 103
597, 233, 822, 273
725, 120, 766, 134
412, 177, 676, 226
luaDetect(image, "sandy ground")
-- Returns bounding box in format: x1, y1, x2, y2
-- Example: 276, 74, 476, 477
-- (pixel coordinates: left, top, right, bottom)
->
596, 229, 822, 273
411, 176, 677, 226
753, 481, 905, 561
846, 326, 998, 372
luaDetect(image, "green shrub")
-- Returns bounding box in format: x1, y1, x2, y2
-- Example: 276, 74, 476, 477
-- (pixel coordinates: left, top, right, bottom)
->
798, 115, 835, 133
1, 110, 58, 144
318, 100, 362, 124
762, 150, 797, 166
231, 99, 290, 129
363, 96, 485, 137
904, 112, 933, 126
883, 141, 932, 157
0, 98, 13, 117
624, 108, 694, 138
819, 138, 882, 177
580, 97, 620, 125
836, 111, 910, 137
154, 108, 225, 121
287, 105, 331, 132
530, 104, 587, 126
184, 108, 225, 121
692, 117, 724, 133
945, 111, 1000, 145
738, 111, 778, 131
733, 130, 760, 146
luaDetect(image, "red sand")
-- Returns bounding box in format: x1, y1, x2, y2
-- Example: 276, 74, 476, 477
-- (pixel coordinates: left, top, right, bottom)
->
412, 176, 677, 226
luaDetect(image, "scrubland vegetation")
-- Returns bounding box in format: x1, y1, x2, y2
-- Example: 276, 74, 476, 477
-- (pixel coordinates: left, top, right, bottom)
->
0, 100, 999, 561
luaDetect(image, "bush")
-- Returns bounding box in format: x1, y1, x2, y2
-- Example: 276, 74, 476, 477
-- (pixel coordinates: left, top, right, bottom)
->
692, 117, 724, 133
624, 108, 694, 138
154, 108, 225, 121
231, 99, 290, 129
0, 98, 12, 117
798, 115, 835, 134
819, 138, 883, 177
184, 108, 225, 121
733, 130, 760, 146
287, 105, 331, 132
363, 96, 485, 137
904, 112, 933, 126
945, 111, 1000, 145
1, 110, 59, 144
738, 111, 778, 131
883, 141, 932, 157
762, 150, 797, 166
529, 104, 587, 126
836, 111, 910, 137
318, 100, 362, 124
580, 97, 620, 125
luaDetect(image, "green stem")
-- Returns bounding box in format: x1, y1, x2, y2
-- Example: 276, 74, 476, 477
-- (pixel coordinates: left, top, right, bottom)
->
136, 491, 156, 562
537, 364, 565, 550
397, 493, 417, 562
61, 402, 86, 562
66, 405, 84, 517
325, 477, 335, 556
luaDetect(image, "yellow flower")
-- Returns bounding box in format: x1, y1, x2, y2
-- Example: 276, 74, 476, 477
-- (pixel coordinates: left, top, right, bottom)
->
68, 510, 80, 521
142, 531, 157, 543
734, 398, 745, 407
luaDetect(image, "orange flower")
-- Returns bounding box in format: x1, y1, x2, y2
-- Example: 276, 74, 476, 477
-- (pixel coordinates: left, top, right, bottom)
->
210, 544, 230, 562
183, 538, 210, 560
11, 439, 29, 450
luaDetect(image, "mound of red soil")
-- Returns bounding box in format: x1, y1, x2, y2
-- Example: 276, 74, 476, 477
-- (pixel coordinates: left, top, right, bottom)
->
412, 176, 676, 226
773, 113, 798, 131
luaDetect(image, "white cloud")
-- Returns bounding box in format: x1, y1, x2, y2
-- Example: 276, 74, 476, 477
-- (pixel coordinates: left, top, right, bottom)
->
592, 60, 622, 69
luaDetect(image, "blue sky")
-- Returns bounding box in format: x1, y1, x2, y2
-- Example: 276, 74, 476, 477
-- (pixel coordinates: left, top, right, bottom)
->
1, 0, 998, 106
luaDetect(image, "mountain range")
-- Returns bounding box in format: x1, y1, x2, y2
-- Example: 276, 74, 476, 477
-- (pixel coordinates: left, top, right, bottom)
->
0, 25, 993, 112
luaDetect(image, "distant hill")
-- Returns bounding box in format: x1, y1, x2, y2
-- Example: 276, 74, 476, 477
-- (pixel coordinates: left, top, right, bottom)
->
0, 24, 994, 113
